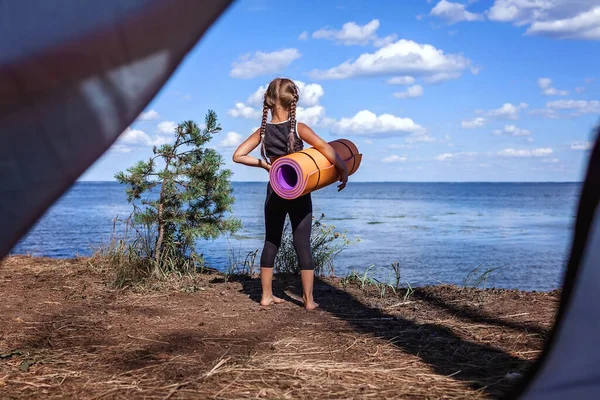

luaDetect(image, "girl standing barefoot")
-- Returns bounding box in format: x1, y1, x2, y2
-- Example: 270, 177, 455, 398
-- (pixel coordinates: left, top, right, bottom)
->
233, 78, 349, 310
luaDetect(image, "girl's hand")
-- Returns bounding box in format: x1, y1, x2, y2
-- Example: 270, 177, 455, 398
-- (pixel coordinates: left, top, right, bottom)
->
337, 164, 349, 191
261, 160, 271, 172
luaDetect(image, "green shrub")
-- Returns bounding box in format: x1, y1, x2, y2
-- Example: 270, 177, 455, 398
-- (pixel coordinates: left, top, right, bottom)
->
95, 111, 241, 287
274, 213, 359, 276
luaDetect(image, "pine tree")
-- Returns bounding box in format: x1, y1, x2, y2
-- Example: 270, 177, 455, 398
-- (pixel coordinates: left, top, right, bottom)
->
114, 110, 241, 273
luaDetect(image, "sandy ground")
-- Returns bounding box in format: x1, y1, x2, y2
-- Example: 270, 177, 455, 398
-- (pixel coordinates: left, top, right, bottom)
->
0, 256, 559, 399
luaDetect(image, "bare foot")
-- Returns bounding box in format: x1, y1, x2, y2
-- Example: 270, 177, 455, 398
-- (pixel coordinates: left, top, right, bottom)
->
260, 295, 285, 307
303, 296, 319, 311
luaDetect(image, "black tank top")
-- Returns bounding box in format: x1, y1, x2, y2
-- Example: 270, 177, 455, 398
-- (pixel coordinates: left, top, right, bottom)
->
262, 120, 304, 158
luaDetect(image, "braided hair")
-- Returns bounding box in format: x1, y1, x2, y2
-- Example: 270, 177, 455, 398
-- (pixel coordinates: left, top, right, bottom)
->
258, 78, 301, 163
259, 102, 270, 165
287, 83, 300, 154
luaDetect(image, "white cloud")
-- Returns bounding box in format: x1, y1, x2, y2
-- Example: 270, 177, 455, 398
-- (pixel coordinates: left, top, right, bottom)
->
542, 157, 561, 163
537, 77, 568, 96
294, 81, 326, 107
529, 108, 560, 119
435, 151, 478, 161
311, 19, 397, 47
571, 141, 592, 151
547, 99, 600, 115
247, 80, 325, 108
405, 132, 438, 144
486, 1, 600, 40
219, 132, 243, 148
299, 31, 309, 40
157, 121, 178, 134
497, 148, 553, 157
441, 134, 454, 145
230, 48, 301, 79
373, 34, 400, 48
382, 155, 407, 163
118, 127, 170, 148
493, 124, 532, 136
430, 0, 485, 24
120, 127, 151, 145
393, 85, 424, 99
107, 144, 132, 154
470, 65, 482, 74
138, 109, 160, 121
309, 39, 471, 80
436, 153, 456, 161
575, 86, 586, 93
532, 99, 600, 118
482, 102, 529, 120
313, 19, 379, 45
461, 117, 487, 128
526, 6, 600, 40
586, 77, 597, 84
389, 143, 416, 149
297, 105, 327, 126
538, 77, 552, 89
365, 140, 374, 145
437, 147, 554, 161
545, 88, 569, 96
331, 110, 425, 137
387, 76, 416, 85
423, 71, 462, 84
228, 102, 262, 119
150, 136, 171, 147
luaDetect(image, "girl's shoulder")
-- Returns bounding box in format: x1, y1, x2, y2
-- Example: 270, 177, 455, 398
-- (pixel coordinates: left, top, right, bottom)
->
296, 121, 315, 134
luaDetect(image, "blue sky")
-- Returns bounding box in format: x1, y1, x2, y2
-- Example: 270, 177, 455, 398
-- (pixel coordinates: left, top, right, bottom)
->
80, 0, 600, 182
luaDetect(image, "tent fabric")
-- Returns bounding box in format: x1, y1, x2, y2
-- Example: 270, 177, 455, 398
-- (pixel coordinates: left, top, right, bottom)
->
506, 126, 600, 400
1, 2, 600, 399
0, 0, 234, 258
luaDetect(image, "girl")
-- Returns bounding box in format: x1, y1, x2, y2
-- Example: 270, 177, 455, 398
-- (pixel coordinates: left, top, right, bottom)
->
233, 77, 349, 311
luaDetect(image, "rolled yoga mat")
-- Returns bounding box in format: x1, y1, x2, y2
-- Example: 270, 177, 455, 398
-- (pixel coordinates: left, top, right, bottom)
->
269, 139, 362, 199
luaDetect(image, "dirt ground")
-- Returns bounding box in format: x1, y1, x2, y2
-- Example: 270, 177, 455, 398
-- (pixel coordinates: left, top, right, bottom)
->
0, 256, 559, 399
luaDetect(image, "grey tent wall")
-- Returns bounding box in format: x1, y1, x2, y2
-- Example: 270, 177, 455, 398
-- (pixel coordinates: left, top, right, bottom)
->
0, 0, 234, 258
505, 124, 600, 400
1, 2, 599, 399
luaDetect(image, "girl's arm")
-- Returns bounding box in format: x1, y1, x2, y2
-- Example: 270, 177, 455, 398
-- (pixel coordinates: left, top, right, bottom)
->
297, 122, 349, 191
232, 129, 270, 171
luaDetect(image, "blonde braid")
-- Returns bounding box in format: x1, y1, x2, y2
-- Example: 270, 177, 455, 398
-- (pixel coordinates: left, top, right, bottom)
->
260, 101, 269, 164
287, 86, 299, 154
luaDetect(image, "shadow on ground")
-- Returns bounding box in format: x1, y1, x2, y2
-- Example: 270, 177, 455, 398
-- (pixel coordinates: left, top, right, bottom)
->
235, 275, 534, 398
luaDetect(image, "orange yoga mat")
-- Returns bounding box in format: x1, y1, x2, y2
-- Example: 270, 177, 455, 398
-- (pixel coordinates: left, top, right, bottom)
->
268, 139, 362, 199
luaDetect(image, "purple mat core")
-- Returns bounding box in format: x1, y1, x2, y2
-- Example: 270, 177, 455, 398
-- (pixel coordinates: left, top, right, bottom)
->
276, 164, 298, 190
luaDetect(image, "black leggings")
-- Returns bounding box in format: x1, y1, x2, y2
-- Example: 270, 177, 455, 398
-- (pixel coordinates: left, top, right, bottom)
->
260, 183, 314, 271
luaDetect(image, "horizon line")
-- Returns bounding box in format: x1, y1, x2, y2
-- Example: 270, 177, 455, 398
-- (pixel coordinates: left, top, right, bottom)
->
76, 180, 584, 184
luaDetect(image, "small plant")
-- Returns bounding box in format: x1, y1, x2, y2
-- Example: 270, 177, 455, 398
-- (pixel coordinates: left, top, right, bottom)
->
274, 213, 359, 276
92, 214, 163, 288
225, 238, 258, 281
373, 278, 397, 298
403, 281, 414, 302
390, 262, 402, 291
340, 270, 360, 289
358, 265, 377, 290
339, 264, 415, 301
462, 263, 505, 289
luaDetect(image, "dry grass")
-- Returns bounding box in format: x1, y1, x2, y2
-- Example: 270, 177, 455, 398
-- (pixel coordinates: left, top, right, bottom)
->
0, 256, 559, 399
